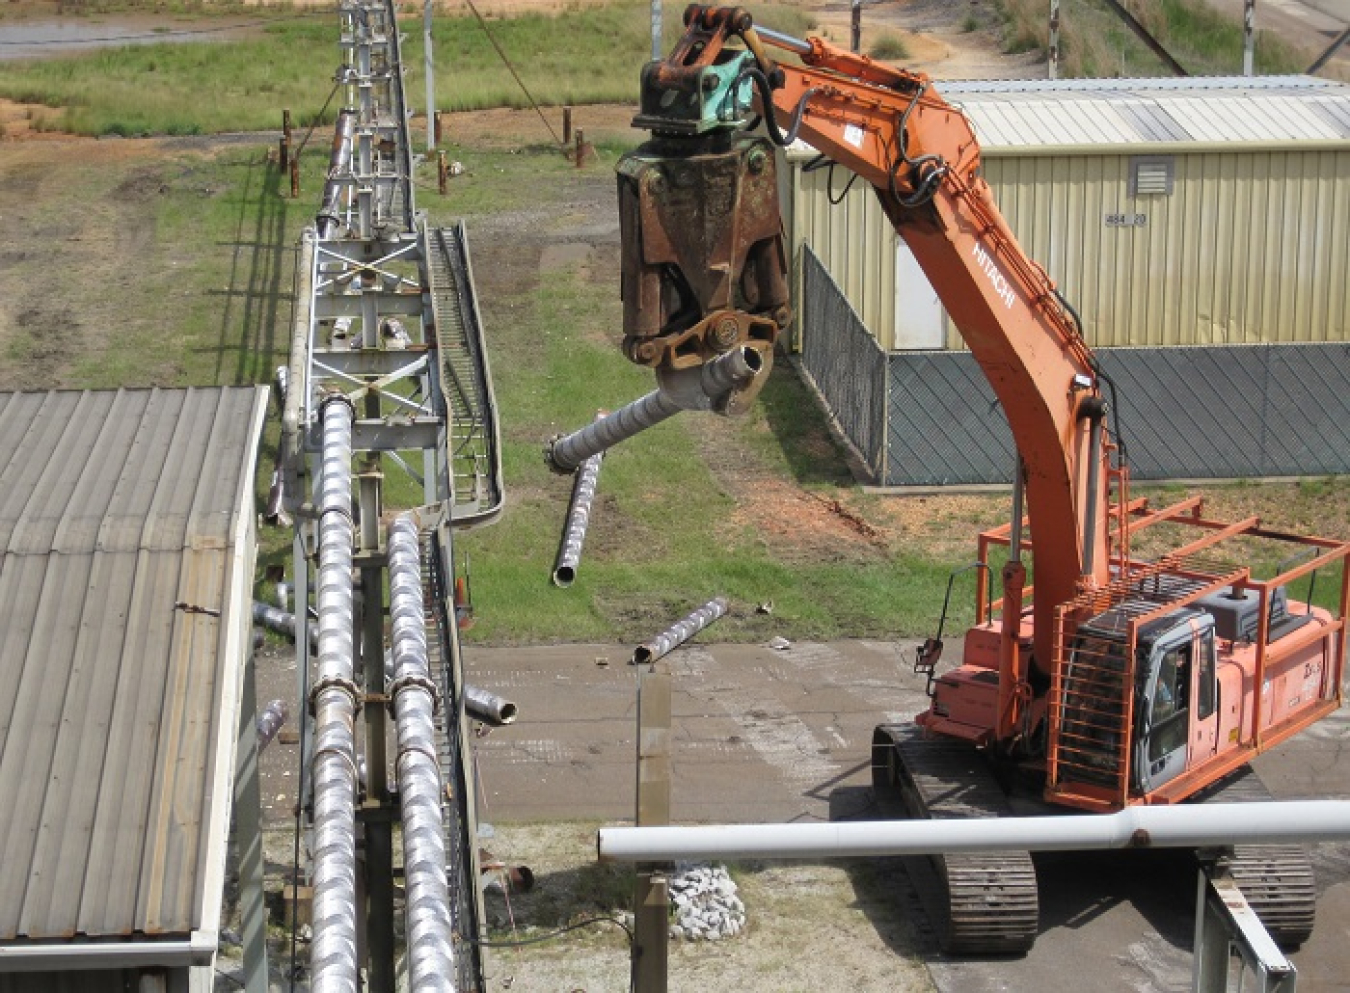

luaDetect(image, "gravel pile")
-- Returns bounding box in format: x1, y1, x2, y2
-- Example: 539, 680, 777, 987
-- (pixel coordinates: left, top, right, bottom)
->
668, 863, 746, 941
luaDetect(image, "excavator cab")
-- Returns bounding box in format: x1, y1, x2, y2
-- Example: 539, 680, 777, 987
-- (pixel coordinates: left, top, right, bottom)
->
1132, 613, 1218, 795
1055, 606, 1215, 799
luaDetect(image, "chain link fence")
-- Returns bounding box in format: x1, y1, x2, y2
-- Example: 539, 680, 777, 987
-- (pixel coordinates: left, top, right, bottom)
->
801, 246, 1350, 486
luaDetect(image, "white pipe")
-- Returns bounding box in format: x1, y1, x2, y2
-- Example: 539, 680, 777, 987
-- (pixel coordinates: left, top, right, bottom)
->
388, 516, 457, 993
310, 397, 361, 993
0, 931, 217, 970
598, 801, 1350, 862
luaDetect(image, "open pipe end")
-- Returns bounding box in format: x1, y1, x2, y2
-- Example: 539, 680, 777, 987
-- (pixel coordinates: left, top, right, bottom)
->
552, 565, 576, 587
632, 645, 654, 665
740, 344, 765, 374
497, 701, 519, 725
544, 436, 578, 475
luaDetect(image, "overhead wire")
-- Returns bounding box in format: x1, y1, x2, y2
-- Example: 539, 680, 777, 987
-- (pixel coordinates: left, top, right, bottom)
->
462, 0, 563, 146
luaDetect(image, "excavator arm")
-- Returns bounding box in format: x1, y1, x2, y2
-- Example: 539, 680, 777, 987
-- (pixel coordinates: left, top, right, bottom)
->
621, 7, 1116, 720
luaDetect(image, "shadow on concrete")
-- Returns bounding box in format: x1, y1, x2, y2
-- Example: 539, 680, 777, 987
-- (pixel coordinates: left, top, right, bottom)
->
829, 785, 1197, 969
829, 785, 938, 960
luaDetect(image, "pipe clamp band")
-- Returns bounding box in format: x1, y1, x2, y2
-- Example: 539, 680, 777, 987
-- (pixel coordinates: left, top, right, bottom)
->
311, 674, 363, 715
395, 742, 444, 777
387, 672, 442, 713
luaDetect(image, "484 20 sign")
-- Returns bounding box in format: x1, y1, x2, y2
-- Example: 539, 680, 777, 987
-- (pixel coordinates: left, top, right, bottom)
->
1105, 212, 1147, 227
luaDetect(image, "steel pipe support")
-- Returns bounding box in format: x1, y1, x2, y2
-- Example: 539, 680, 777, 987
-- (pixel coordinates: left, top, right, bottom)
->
545, 347, 762, 472
598, 801, 1350, 862
632, 596, 728, 665
310, 396, 361, 993
388, 516, 457, 993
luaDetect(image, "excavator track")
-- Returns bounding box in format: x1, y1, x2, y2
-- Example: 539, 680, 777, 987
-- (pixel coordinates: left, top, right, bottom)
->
872, 725, 1039, 955
1192, 768, 1316, 948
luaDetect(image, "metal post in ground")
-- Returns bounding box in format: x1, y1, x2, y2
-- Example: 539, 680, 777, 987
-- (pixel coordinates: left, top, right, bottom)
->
632, 664, 670, 993
438, 152, 448, 195
1243, 0, 1256, 75
1048, 0, 1061, 79
850, 0, 861, 53
563, 106, 573, 145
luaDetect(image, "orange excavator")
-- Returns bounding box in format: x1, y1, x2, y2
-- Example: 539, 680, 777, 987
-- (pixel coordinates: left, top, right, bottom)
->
618, 6, 1350, 953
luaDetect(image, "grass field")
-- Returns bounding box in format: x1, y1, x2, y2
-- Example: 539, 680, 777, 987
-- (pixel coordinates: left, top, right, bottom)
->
997, 0, 1311, 76
0, 1, 814, 136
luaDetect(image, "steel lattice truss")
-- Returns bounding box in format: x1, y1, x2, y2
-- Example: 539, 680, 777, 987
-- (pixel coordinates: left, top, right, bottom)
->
277, 1, 502, 988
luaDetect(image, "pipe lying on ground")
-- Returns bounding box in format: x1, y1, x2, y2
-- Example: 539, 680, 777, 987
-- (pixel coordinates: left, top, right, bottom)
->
545, 347, 762, 473
309, 396, 361, 993
388, 516, 458, 993
552, 423, 605, 586
256, 699, 290, 752
253, 601, 317, 651
464, 685, 518, 726
597, 801, 1350, 862
633, 597, 729, 665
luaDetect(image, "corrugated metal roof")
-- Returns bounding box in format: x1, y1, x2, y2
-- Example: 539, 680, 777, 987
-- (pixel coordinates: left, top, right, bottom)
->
936, 75, 1350, 150
0, 387, 266, 945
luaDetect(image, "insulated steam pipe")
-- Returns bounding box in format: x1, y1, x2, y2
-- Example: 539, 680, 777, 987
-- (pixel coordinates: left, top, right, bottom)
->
388, 516, 457, 993
598, 801, 1350, 862
633, 597, 729, 665
309, 396, 361, 993
545, 347, 762, 472
317, 109, 357, 239
552, 428, 605, 586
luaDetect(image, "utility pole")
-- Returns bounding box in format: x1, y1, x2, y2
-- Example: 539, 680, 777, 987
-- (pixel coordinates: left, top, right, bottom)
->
651, 0, 662, 60
1049, 0, 1061, 79
1243, 0, 1255, 75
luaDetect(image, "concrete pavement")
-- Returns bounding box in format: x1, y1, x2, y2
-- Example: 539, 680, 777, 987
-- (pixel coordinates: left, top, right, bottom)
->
463, 638, 1350, 993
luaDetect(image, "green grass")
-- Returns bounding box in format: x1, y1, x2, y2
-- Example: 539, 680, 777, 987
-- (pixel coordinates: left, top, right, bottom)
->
0, 1, 816, 137
868, 33, 909, 61
995, 0, 1311, 76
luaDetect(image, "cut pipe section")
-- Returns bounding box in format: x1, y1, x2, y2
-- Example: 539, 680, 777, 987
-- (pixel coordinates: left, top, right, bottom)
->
598, 801, 1350, 862
552, 428, 605, 586
545, 347, 761, 473
253, 601, 317, 651
309, 396, 360, 993
387, 516, 458, 993
464, 685, 518, 726
633, 596, 728, 665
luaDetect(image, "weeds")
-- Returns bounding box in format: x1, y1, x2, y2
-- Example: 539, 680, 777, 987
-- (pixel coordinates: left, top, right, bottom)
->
993, 0, 1315, 76
869, 33, 909, 61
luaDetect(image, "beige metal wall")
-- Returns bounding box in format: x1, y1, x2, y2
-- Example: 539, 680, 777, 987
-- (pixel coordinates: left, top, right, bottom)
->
789, 148, 1350, 351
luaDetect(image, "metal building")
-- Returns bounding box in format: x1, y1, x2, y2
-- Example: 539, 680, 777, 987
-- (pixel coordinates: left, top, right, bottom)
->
0, 387, 268, 992
785, 76, 1350, 485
